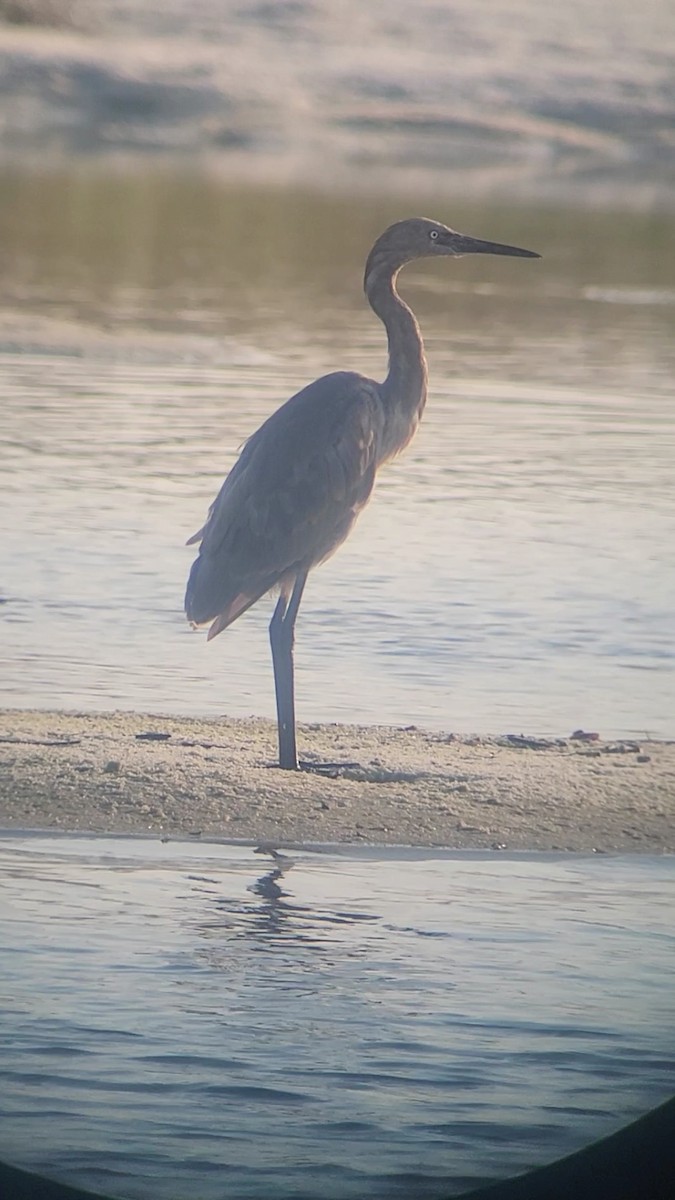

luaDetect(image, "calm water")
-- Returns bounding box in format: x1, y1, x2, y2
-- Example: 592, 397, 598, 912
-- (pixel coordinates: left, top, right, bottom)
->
1, 171, 674, 737
0, 834, 673, 1199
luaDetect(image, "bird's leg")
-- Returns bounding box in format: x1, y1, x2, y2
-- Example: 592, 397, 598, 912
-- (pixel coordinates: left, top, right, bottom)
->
269, 571, 307, 770
269, 572, 360, 774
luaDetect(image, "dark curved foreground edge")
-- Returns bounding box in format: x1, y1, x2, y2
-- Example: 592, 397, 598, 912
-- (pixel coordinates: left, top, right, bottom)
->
0, 1095, 673, 1200
456, 1094, 675, 1199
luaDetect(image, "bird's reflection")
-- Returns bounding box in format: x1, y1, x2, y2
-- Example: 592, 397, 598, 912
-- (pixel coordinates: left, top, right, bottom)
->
190, 846, 378, 970
247, 845, 298, 912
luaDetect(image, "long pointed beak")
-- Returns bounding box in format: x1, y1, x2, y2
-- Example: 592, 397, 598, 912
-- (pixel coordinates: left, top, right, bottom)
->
452, 234, 540, 259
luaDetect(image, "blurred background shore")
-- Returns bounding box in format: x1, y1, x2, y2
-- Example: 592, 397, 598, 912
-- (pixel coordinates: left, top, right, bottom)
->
1, 0, 674, 208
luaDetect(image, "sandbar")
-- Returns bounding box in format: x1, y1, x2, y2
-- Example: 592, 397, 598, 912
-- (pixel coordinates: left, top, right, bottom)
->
1, 709, 673, 853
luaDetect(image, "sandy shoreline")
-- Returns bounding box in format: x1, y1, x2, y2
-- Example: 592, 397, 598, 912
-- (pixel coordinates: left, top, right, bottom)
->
1, 4, 674, 209
0, 709, 673, 853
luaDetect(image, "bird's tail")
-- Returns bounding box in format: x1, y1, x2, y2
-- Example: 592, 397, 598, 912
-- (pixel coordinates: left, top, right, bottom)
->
205, 592, 262, 640
185, 555, 265, 640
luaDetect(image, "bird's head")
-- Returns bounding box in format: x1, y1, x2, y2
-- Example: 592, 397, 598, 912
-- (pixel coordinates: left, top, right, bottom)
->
364, 217, 540, 292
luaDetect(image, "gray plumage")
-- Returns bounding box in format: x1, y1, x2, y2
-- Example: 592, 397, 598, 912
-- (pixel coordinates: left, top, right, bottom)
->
186, 217, 540, 769
185, 372, 382, 636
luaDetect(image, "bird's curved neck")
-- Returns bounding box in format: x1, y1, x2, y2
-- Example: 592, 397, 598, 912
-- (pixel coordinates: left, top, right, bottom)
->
367, 266, 428, 459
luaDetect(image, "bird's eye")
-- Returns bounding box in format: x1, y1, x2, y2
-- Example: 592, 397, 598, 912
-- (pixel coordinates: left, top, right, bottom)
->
429, 229, 439, 240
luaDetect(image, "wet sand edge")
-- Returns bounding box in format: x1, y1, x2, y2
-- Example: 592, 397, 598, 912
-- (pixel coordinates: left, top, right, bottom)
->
0, 709, 673, 853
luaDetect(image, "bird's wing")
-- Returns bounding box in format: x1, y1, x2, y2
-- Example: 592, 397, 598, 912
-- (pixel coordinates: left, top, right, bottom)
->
186, 372, 384, 629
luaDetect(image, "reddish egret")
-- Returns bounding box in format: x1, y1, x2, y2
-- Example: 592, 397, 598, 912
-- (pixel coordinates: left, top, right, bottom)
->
186, 217, 540, 769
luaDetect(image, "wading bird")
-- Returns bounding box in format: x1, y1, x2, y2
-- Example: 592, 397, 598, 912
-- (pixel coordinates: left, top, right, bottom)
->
186, 217, 540, 770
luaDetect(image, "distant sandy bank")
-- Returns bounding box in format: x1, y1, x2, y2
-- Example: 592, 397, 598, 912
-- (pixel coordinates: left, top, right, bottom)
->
1, 1, 674, 207
1, 710, 673, 852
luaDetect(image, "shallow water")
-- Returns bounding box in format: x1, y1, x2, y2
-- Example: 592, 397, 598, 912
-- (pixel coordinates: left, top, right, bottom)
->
1, 172, 674, 737
0, 834, 674, 1199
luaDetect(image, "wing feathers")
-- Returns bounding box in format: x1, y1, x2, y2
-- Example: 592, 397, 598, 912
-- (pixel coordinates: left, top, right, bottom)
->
205, 591, 261, 640
185, 372, 384, 629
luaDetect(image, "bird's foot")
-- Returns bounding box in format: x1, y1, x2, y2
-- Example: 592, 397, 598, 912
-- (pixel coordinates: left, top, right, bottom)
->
298, 759, 361, 777
268, 756, 361, 775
